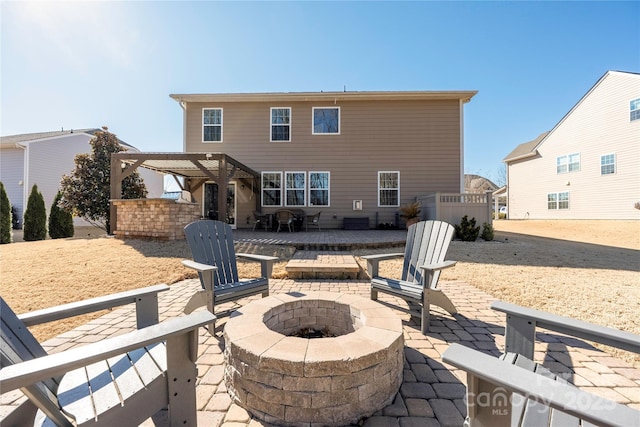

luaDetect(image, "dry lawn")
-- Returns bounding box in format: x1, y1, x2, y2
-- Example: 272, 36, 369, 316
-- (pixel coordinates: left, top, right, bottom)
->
1, 220, 638, 366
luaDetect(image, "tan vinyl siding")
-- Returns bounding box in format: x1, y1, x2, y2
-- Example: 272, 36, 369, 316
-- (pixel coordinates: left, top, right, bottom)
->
184, 98, 463, 228
507, 72, 640, 220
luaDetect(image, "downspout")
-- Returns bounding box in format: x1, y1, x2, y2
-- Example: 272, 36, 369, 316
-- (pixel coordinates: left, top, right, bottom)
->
179, 100, 188, 193
16, 141, 28, 220
179, 100, 187, 152
459, 99, 465, 193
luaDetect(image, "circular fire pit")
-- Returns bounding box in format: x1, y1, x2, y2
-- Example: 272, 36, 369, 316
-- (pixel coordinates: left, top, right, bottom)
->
223, 292, 404, 426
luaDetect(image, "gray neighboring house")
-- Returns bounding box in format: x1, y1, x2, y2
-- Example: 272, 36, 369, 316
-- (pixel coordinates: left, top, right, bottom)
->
169, 90, 477, 229
0, 128, 163, 227
503, 71, 640, 220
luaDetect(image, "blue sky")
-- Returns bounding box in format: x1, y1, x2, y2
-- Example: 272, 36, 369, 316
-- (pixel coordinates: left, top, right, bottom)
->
2, 1, 638, 187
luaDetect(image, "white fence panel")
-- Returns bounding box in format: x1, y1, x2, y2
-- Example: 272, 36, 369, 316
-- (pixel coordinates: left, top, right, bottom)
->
416, 192, 493, 226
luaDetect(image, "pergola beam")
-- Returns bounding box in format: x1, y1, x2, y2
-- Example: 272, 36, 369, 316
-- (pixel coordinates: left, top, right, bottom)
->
109, 152, 260, 235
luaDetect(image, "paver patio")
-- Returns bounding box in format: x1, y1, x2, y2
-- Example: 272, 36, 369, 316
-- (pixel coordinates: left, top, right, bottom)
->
2, 229, 638, 426
2, 277, 638, 427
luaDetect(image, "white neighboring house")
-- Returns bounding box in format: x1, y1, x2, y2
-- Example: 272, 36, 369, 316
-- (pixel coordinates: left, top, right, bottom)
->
0, 128, 164, 227
503, 71, 640, 220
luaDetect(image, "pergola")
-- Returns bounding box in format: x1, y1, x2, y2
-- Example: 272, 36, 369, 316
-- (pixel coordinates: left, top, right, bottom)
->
110, 152, 260, 234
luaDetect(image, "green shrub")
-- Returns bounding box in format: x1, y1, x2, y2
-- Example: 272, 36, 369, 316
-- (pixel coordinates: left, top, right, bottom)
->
23, 184, 47, 241
49, 191, 74, 239
454, 215, 480, 242
0, 182, 11, 244
481, 222, 494, 241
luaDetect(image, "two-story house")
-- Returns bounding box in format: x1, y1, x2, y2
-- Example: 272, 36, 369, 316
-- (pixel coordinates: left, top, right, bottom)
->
0, 128, 164, 227
168, 90, 477, 229
503, 71, 640, 220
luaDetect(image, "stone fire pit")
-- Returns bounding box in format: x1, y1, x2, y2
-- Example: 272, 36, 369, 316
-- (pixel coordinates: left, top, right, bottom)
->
223, 292, 404, 426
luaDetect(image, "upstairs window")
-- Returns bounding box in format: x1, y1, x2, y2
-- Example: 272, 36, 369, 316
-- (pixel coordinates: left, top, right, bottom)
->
203, 108, 222, 142
285, 172, 306, 206
631, 98, 640, 121
601, 153, 616, 175
378, 171, 399, 207
309, 172, 330, 206
548, 192, 569, 210
312, 107, 340, 135
557, 153, 580, 174
271, 108, 291, 142
261, 172, 282, 206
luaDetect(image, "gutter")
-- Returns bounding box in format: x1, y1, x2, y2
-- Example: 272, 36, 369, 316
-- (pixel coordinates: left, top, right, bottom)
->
504, 151, 538, 164
178, 101, 187, 152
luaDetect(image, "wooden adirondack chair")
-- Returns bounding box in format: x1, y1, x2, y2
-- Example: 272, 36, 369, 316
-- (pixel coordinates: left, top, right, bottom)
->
442, 302, 640, 427
182, 220, 278, 334
0, 285, 215, 427
362, 220, 457, 334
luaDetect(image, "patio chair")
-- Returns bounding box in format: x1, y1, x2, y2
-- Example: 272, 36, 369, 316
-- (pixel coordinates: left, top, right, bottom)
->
442, 301, 640, 427
252, 211, 269, 231
0, 286, 215, 427
306, 211, 322, 231
275, 210, 294, 232
182, 220, 278, 334
362, 220, 457, 334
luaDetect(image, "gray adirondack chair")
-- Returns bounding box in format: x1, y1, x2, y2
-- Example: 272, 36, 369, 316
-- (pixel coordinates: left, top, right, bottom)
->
362, 220, 457, 334
0, 285, 215, 427
442, 302, 640, 427
183, 220, 278, 334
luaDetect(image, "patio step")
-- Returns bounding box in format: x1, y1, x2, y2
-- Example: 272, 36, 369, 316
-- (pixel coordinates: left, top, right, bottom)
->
285, 251, 361, 279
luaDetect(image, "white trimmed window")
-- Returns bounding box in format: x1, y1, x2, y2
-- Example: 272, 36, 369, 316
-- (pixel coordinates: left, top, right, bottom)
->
271, 107, 291, 142
285, 172, 306, 206
378, 171, 400, 207
203, 108, 223, 142
309, 172, 330, 206
601, 153, 616, 175
548, 192, 569, 210
556, 153, 580, 174
261, 172, 282, 206
631, 98, 640, 121
312, 107, 340, 135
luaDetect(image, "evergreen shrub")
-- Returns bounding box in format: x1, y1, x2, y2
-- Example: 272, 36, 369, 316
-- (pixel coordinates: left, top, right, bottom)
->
23, 184, 47, 241
454, 215, 480, 242
0, 182, 11, 244
49, 191, 74, 239
481, 222, 494, 241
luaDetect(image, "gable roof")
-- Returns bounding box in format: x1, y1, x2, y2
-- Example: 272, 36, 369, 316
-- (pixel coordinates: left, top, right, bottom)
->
170, 90, 477, 104
0, 128, 134, 149
503, 70, 640, 164
503, 131, 549, 162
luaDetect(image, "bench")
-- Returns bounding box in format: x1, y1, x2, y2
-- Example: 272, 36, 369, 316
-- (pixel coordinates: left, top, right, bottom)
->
343, 217, 369, 230
442, 301, 640, 427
